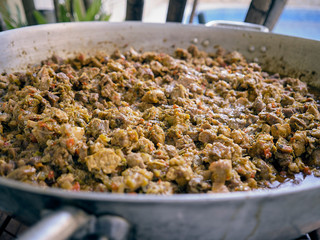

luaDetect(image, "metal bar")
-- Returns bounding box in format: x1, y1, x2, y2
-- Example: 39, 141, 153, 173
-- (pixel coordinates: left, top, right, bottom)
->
0, 13, 6, 31
21, 0, 37, 25
245, 0, 272, 25
166, 0, 187, 22
38, 10, 56, 23
19, 207, 91, 240
263, 0, 287, 30
53, 0, 60, 22
188, 0, 198, 24
206, 20, 269, 32
0, 215, 12, 237
125, 0, 144, 21
198, 12, 206, 24
309, 229, 320, 240
0, 0, 7, 31
94, 215, 131, 240
245, 0, 287, 31
68, 0, 75, 22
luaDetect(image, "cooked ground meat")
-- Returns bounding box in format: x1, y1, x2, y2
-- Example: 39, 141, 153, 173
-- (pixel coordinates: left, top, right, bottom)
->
0, 45, 319, 194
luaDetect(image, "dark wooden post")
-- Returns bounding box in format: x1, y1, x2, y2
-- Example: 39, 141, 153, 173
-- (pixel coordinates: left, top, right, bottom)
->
69, 0, 74, 22
53, 0, 60, 22
83, 0, 93, 11
245, 0, 287, 31
21, 0, 37, 25
166, 0, 187, 22
198, 12, 206, 24
188, 0, 198, 24
0, 13, 6, 31
126, 0, 144, 21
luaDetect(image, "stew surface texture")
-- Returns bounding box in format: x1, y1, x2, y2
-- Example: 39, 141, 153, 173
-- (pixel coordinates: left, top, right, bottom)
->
0, 45, 319, 194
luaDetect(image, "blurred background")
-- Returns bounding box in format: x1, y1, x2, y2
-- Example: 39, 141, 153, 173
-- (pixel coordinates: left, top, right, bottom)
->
0, 0, 319, 40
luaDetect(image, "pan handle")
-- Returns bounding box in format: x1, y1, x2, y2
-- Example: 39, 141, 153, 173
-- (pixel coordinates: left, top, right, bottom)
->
18, 207, 90, 240
205, 20, 269, 32
18, 206, 131, 240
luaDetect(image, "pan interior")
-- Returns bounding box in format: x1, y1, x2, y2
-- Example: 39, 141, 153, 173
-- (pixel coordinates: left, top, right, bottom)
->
0, 22, 319, 198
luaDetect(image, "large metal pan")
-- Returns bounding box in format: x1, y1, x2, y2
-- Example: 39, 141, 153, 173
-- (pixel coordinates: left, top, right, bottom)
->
0, 22, 320, 240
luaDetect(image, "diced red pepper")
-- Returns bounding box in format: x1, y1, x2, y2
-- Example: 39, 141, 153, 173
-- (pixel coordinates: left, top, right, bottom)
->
111, 182, 119, 191
67, 73, 74, 79
72, 182, 80, 191
78, 54, 84, 62
280, 145, 293, 153
237, 167, 245, 175
38, 121, 45, 127
66, 138, 75, 148
264, 148, 272, 159
47, 170, 54, 180
303, 166, 311, 175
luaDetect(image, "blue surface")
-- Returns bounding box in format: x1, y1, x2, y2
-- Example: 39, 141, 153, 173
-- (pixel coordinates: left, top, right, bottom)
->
188, 8, 320, 40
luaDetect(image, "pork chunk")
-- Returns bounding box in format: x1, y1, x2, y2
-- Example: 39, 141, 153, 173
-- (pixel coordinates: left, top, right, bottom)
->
85, 148, 121, 174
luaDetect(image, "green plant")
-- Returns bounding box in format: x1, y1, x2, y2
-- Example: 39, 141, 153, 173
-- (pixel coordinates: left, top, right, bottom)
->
0, 3, 27, 29
33, 0, 111, 25
32, 10, 47, 24
73, 0, 110, 21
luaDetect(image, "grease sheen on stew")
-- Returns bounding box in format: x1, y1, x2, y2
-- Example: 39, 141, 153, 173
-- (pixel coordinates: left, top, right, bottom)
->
0, 45, 319, 194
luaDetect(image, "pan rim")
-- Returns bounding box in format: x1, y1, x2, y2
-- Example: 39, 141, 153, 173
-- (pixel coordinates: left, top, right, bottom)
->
1, 21, 319, 43
1, 176, 319, 203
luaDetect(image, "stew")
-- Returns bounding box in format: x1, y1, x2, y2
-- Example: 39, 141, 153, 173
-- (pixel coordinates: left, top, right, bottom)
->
0, 45, 319, 194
